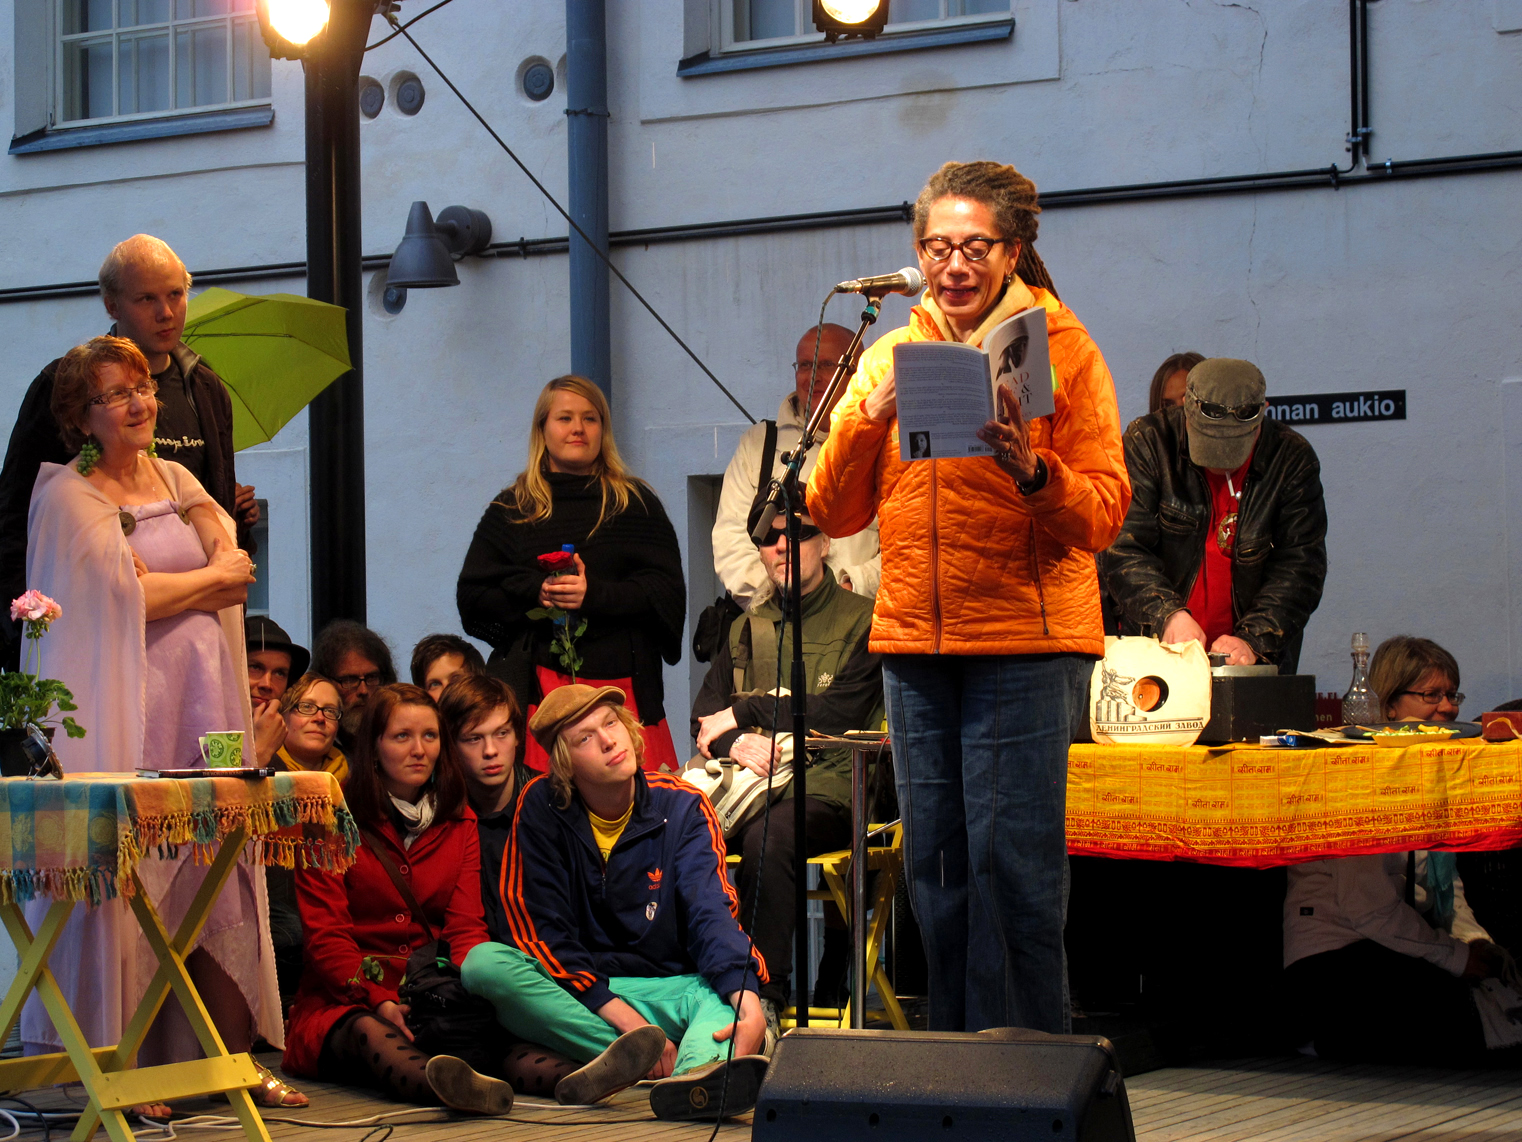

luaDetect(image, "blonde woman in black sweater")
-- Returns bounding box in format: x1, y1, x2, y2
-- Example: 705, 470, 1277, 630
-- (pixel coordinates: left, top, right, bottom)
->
456, 375, 685, 771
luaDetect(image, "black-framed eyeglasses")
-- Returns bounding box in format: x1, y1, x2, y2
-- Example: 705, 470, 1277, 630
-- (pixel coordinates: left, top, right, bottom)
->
753, 523, 822, 549
1188, 394, 1265, 422
1397, 688, 1464, 706
293, 699, 343, 723
917, 237, 1008, 263
334, 672, 384, 692
87, 378, 158, 408
794, 357, 851, 373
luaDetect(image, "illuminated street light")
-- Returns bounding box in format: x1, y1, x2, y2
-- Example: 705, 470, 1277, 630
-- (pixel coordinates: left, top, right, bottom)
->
257, 0, 331, 57
813, 0, 888, 40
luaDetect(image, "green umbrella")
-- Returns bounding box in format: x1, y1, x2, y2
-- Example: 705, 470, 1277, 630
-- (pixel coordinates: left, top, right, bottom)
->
182, 287, 352, 451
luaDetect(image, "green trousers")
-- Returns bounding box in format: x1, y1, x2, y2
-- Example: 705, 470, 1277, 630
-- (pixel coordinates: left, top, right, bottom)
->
461, 941, 741, 1075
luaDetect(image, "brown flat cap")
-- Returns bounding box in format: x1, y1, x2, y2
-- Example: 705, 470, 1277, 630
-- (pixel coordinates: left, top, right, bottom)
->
528, 684, 626, 751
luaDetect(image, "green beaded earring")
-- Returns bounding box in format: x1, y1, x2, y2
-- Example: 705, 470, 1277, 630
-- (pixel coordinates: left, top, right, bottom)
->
77, 438, 101, 476
145, 439, 158, 458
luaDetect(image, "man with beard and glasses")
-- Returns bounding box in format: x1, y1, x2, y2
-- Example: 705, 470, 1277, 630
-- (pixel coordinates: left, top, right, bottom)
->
311, 620, 397, 753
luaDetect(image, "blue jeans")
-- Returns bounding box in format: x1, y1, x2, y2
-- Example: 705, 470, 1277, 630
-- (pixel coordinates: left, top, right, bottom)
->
882, 653, 1089, 1034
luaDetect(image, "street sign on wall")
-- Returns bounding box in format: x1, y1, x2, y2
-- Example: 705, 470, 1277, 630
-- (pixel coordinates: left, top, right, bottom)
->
1265, 390, 1406, 426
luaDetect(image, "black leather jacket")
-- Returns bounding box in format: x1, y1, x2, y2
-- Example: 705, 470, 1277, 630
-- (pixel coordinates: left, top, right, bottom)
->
1098, 408, 1327, 671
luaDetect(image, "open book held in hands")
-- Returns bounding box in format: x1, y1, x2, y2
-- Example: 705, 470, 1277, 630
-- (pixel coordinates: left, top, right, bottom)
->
893, 305, 1056, 462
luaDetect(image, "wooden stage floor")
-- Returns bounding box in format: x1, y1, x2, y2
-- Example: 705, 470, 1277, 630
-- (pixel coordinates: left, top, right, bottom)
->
9, 1050, 1522, 1141
253, 1051, 1522, 1142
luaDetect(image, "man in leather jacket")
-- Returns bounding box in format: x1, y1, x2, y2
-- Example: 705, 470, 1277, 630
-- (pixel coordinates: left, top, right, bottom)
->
1099, 358, 1327, 672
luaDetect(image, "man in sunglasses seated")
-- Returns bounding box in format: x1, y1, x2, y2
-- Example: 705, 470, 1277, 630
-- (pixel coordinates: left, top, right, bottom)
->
1100, 358, 1327, 671
690, 498, 883, 1038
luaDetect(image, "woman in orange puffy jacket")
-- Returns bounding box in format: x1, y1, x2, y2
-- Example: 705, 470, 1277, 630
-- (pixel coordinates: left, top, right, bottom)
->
807, 161, 1130, 1035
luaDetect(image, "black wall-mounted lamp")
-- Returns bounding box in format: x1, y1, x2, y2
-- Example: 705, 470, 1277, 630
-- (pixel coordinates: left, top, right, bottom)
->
812, 0, 889, 41
386, 201, 494, 289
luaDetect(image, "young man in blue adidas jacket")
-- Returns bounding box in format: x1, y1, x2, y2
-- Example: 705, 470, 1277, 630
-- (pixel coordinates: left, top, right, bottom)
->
494, 683, 770, 1120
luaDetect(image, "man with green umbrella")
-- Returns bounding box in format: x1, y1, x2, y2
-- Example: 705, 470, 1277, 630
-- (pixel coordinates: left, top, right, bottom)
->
0, 234, 259, 668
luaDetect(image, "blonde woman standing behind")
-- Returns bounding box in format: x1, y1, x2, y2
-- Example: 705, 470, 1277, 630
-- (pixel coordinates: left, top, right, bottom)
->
456, 376, 686, 771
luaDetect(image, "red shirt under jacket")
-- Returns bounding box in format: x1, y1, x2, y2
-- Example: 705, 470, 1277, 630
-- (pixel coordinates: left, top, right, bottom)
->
1184, 455, 1251, 647
282, 809, 490, 1077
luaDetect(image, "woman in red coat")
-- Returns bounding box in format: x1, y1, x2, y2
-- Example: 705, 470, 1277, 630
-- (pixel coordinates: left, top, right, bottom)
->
283, 683, 516, 1112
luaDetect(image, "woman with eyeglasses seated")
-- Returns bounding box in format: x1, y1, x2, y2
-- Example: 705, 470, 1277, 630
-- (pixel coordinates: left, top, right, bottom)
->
21, 336, 297, 1107
456, 375, 686, 772
807, 161, 1130, 1035
276, 673, 349, 779
1282, 636, 1522, 1062
266, 674, 348, 1005
1370, 635, 1464, 723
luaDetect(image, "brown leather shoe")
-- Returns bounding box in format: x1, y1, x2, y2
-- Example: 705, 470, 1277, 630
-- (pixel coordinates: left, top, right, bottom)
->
648, 1055, 769, 1121
424, 1055, 514, 1115
555, 1024, 667, 1105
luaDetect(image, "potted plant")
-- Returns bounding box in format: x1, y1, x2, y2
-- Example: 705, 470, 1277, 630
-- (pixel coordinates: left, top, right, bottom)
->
0, 591, 84, 775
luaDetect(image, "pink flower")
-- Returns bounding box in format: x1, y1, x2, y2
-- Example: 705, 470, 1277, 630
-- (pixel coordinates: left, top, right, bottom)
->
10, 590, 60, 625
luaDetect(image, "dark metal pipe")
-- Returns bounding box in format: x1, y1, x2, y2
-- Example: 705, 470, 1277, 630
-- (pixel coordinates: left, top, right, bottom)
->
566, 0, 611, 397
788, 490, 809, 1026
1349, 0, 1361, 164
850, 745, 869, 1029
5, 152, 1521, 306
305, 0, 370, 629
1360, 0, 1371, 159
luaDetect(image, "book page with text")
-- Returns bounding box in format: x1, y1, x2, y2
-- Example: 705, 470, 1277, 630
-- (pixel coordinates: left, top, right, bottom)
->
892, 341, 996, 462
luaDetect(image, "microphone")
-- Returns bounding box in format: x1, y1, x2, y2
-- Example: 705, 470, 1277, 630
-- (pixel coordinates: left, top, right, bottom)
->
833, 267, 926, 296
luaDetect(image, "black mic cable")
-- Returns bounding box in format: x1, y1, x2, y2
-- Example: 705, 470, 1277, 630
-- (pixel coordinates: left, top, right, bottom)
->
705, 479, 797, 1139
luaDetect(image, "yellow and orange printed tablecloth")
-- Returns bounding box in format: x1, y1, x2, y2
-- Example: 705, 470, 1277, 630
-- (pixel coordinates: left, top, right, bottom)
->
1066, 738, 1522, 866
0, 770, 359, 905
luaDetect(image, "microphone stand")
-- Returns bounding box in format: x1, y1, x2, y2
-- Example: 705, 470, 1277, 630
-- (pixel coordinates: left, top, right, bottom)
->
750, 293, 883, 1027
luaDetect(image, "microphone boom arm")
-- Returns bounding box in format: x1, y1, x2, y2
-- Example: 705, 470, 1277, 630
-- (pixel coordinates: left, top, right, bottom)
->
748, 291, 882, 1028
749, 295, 882, 543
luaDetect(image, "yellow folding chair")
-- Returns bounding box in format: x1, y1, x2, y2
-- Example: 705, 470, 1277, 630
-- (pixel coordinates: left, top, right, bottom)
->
779, 822, 907, 1031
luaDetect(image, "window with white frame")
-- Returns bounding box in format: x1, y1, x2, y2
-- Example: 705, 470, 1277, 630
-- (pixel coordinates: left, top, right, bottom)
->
727, 0, 1010, 49
57, 0, 271, 126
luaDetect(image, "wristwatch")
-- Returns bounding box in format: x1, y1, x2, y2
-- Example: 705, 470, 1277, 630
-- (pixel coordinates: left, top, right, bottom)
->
1015, 456, 1048, 497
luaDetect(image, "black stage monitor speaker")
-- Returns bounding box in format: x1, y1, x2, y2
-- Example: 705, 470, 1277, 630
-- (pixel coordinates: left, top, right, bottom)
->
753, 1027, 1135, 1142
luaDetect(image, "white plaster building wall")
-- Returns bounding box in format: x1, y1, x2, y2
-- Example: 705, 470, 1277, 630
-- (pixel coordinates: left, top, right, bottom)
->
0, 0, 1517, 741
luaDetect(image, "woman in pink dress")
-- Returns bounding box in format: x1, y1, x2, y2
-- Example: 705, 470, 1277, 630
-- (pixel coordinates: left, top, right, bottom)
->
23, 335, 300, 1108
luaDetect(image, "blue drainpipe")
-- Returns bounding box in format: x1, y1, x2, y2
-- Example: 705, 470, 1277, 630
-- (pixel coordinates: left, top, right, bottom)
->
566, 0, 611, 398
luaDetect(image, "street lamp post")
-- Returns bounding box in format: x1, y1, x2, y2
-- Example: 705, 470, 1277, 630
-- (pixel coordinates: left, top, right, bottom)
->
303, 1, 371, 630
259, 0, 372, 631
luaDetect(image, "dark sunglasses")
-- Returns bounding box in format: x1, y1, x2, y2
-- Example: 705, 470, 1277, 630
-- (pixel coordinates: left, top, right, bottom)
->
1188, 394, 1265, 422
752, 523, 822, 548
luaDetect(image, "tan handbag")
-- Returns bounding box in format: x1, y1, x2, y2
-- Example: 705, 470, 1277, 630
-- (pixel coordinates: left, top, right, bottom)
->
681, 742, 792, 839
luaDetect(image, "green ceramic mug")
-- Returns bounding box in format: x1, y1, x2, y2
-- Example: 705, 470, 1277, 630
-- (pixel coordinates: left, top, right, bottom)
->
198, 731, 245, 768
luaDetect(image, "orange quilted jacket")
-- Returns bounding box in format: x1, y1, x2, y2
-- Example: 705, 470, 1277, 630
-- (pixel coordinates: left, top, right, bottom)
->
805, 285, 1130, 657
